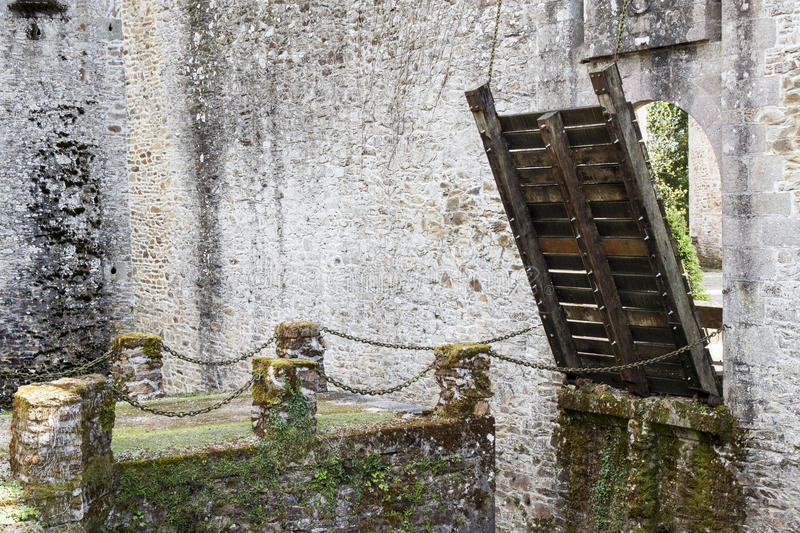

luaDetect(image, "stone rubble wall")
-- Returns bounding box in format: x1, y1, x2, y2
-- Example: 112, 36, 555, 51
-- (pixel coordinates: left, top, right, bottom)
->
0, 0, 133, 408
109, 333, 165, 400
116, 0, 800, 531
9, 375, 115, 531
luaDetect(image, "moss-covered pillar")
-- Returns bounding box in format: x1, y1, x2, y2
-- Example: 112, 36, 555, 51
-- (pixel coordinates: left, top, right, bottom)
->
9, 374, 115, 531
434, 343, 493, 418
110, 332, 164, 400
251, 357, 317, 437
275, 320, 326, 392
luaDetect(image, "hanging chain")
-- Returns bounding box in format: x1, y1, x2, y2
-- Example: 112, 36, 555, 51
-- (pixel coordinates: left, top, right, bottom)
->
487, 0, 503, 84
320, 327, 436, 351
161, 334, 277, 366
613, 0, 631, 62
315, 358, 439, 396
112, 373, 259, 418
479, 325, 538, 345
489, 326, 727, 374
0, 350, 115, 381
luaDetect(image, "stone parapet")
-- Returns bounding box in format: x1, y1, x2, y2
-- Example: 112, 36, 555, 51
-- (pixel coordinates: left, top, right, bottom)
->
274, 320, 326, 392
9, 374, 115, 531
251, 357, 317, 437
110, 332, 164, 400
434, 342, 493, 418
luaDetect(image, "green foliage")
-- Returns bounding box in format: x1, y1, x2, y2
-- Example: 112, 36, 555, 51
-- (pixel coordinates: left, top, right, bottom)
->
646, 102, 708, 300
591, 428, 627, 533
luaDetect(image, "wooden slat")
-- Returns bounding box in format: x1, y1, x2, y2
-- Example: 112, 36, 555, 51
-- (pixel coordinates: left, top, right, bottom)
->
466, 84, 581, 370
630, 326, 676, 344
612, 274, 657, 291
595, 219, 640, 238
590, 201, 633, 218
577, 352, 686, 380
522, 185, 563, 203
695, 302, 723, 330
499, 106, 606, 132
513, 144, 619, 168
528, 203, 567, 219
503, 124, 610, 150
567, 320, 607, 339
557, 287, 661, 309
540, 110, 648, 395
539, 237, 648, 256
533, 219, 573, 237
607, 256, 653, 275
518, 163, 624, 185
574, 337, 614, 356
563, 305, 670, 328
591, 64, 721, 398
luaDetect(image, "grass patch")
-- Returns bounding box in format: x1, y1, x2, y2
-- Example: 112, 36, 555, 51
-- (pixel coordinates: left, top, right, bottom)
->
112, 420, 253, 459
318, 411, 396, 431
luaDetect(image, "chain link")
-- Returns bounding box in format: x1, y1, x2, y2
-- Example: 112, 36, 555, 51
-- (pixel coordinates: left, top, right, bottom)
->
316, 359, 439, 396
0, 350, 114, 381
489, 326, 727, 374
613, 0, 631, 62
487, 0, 503, 84
112, 373, 259, 418
479, 325, 538, 345
161, 335, 277, 367
320, 327, 436, 351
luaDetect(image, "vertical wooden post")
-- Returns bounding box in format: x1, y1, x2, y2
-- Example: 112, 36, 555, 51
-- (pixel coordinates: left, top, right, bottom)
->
539, 111, 649, 395
465, 84, 581, 371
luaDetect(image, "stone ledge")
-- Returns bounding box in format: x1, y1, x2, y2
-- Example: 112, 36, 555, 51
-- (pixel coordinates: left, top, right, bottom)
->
558, 383, 736, 438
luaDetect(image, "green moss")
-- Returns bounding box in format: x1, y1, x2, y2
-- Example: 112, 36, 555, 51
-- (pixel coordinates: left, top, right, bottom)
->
111, 332, 163, 362
251, 358, 316, 406
98, 395, 116, 435
434, 342, 491, 368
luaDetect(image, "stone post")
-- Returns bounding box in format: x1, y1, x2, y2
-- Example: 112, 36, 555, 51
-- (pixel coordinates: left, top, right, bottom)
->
275, 320, 326, 392
251, 357, 317, 438
9, 374, 115, 531
109, 332, 164, 400
434, 343, 493, 419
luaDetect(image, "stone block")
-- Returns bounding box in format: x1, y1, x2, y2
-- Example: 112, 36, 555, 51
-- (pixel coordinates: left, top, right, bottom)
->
251, 357, 317, 438
9, 374, 115, 531
275, 321, 326, 392
109, 332, 164, 400
434, 342, 493, 419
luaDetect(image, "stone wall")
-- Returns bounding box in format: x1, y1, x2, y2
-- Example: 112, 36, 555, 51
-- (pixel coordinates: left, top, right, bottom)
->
555, 384, 745, 532
116, 0, 800, 530
105, 416, 495, 532
689, 115, 723, 268
0, 0, 133, 408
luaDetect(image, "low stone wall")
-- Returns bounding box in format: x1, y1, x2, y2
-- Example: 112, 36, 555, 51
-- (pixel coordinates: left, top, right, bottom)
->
552, 384, 745, 532
105, 416, 495, 532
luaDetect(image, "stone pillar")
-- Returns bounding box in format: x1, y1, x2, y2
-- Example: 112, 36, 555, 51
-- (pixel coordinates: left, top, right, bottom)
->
9, 374, 115, 531
251, 357, 317, 438
434, 343, 492, 419
275, 321, 326, 392
110, 332, 164, 400
688, 115, 722, 269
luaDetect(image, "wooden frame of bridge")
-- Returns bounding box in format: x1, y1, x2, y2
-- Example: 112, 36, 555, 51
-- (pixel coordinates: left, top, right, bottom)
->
466, 63, 722, 398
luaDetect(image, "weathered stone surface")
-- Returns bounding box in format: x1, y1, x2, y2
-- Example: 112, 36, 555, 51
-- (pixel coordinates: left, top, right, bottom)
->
251, 357, 318, 437
555, 384, 745, 531
434, 343, 492, 419
9, 374, 115, 531
105, 416, 496, 532
0, 0, 133, 409
275, 321, 327, 392
110, 332, 164, 400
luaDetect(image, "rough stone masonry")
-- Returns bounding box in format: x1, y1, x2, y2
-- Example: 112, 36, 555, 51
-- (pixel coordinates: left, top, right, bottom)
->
1, 0, 799, 530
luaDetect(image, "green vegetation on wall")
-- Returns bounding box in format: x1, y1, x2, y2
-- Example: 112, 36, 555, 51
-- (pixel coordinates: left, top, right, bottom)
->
645, 102, 709, 300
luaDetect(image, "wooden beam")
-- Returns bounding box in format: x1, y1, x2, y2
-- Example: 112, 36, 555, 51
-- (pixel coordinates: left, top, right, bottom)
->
539, 111, 649, 396
465, 84, 581, 370
589, 64, 722, 398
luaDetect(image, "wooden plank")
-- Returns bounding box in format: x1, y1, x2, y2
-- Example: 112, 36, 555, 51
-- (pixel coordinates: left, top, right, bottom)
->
500, 106, 606, 132
574, 337, 614, 356
591, 64, 721, 398
564, 305, 668, 327
504, 124, 610, 150
539, 238, 648, 256
544, 253, 585, 271
612, 274, 657, 292
577, 352, 686, 380
518, 164, 624, 185
540, 110, 649, 395
528, 203, 567, 219
524, 183, 628, 204
567, 320, 607, 339
513, 144, 619, 168
466, 84, 581, 370
607, 256, 653, 275
557, 287, 661, 309
630, 326, 676, 344
590, 201, 633, 218
533, 219, 574, 237
695, 302, 723, 330
595, 219, 640, 238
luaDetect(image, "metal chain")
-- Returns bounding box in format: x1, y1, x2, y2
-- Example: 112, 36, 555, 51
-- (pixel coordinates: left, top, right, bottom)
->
613, 0, 631, 62
487, 0, 503, 84
315, 359, 439, 396
320, 327, 436, 351
479, 325, 538, 345
112, 373, 259, 418
161, 334, 277, 366
0, 350, 114, 381
489, 326, 727, 374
